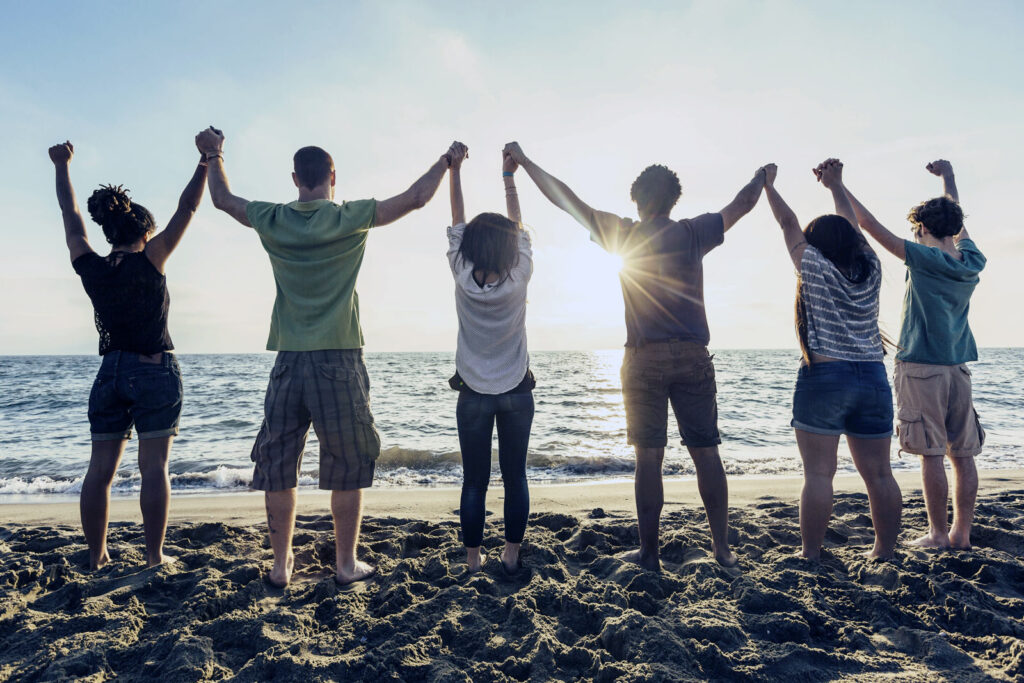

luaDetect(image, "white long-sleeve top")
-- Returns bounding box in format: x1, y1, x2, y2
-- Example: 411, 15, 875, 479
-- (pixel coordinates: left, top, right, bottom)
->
446, 223, 533, 394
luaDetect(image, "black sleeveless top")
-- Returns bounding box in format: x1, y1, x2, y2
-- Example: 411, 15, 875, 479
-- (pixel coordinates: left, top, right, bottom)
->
72, 251, 173, 355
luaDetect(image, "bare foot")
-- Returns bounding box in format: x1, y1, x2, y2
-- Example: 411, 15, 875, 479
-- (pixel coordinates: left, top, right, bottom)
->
908, 533, 950, 549
862, 548, 895, 561
501, 543, 521, 574
794, 549, 820, 562
90, 551, 111, 571
335, 559, 376, 586
467, 552, 486, 574
713, 544, 738, 568
146, 552, 177, 569
617, 549, 661, 572
949, 526, 972, 550
267, 552, 294, 588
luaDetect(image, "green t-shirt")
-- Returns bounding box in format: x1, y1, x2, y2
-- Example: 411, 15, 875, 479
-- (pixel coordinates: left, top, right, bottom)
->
246, 198, 377, 351
896, 238, 985, 365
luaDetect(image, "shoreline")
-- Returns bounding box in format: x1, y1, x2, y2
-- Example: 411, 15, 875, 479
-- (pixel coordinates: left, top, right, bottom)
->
4, 468, 1023, 526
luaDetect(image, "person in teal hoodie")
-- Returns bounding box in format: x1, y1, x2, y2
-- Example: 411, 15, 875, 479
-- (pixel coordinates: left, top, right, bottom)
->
825, 158, 986, 550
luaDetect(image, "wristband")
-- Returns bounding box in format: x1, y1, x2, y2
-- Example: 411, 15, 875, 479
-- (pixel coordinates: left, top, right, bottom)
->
205, 151, 224, 161
502, 171, 514, 177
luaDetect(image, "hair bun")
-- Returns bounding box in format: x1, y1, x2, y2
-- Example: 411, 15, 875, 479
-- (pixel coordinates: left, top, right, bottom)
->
87, 184, 132, 225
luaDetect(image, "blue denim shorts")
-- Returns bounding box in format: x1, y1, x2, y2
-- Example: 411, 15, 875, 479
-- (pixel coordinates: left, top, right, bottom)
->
791, 361, 893, 439
88, 351, 183, 441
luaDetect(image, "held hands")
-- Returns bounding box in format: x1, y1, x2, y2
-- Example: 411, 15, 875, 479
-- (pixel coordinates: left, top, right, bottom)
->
502, 148, 518, 175
48, 141, 74, 165
446, 141, 469, 170
195, 126, 225, 156
759, 163, 777, 187
926, 159, 953, 178
503, 141, 527, 166
814, 158, 843, 188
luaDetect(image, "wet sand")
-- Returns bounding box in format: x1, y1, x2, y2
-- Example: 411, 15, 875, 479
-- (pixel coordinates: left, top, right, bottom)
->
2, 470, 1023, 680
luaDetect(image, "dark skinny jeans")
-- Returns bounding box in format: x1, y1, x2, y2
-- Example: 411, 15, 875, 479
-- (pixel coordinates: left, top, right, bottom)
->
456, 389, 534, 548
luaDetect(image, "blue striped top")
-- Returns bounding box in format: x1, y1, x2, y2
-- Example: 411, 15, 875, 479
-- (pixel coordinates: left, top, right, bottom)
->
800, 246, 883, 361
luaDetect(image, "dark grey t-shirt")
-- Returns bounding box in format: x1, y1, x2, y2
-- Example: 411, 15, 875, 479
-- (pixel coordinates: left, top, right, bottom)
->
588, 212, 724, 347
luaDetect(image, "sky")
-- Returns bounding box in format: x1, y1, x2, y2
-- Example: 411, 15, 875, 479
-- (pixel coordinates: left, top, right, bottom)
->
1, 0, 1021, 353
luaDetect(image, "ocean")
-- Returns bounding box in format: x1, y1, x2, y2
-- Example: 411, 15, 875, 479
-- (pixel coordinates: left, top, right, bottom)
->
1, 349, 1021, 500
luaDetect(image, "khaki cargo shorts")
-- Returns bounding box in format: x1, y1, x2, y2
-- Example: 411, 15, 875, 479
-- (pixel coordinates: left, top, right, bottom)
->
894, 360, 985, 458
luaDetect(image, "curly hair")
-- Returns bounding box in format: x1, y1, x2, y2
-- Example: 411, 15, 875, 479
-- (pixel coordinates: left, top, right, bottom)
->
630, 165, 681, 218
457, 212, 521, 283
907, 196, 963, 239
86, 185, 156, 247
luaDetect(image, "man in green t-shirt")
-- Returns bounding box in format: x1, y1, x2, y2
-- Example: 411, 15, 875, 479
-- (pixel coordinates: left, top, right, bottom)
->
197, 126, 459, 587
831, 158, 987, 551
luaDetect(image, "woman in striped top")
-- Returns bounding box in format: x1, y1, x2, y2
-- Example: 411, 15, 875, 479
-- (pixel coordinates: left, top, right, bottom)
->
763, 160, 902, 561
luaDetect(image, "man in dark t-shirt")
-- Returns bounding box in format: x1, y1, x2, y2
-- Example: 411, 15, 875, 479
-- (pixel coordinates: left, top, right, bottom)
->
505, 142, 768, 570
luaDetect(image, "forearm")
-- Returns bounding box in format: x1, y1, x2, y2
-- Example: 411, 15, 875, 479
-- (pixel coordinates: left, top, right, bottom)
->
520, 158, 589, 224
177, 160, 208, 214
504, 175, 522, 223
449, 167, 465, 225
410, 157, 450, 209
54, 164, 85, 241
829, 184, 858, 230
841, 184, 884, 235
942, 173, 959, 204
206, 158, 234, 208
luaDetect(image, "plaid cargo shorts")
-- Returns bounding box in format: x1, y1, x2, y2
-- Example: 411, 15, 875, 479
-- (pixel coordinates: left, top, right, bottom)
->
250, 349, 381, 491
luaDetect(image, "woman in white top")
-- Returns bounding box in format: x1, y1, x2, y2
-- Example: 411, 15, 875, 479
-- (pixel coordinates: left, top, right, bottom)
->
446, 144, 534, 574
763, 160, 902, 561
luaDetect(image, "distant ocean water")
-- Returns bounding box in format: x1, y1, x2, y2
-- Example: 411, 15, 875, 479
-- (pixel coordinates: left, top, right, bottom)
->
1, 349, 1021, 500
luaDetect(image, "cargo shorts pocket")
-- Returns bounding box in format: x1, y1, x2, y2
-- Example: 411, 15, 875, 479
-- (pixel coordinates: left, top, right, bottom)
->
316, 364, 381, 465
895, 407, 928, 455
973, 409, 986, 448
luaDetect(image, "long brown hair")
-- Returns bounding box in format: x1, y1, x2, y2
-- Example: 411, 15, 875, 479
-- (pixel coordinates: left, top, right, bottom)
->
457, 212, 521, 282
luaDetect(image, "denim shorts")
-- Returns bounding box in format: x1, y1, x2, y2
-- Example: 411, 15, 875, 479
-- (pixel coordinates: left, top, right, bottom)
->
88, 351, 183, 441
791, 361, 893, 439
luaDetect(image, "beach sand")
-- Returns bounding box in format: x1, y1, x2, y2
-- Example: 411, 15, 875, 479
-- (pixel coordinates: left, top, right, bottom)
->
2, 470, 1023, 681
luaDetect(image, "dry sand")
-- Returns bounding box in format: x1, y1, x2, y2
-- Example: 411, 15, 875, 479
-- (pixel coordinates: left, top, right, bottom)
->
2, 470, 1023, 681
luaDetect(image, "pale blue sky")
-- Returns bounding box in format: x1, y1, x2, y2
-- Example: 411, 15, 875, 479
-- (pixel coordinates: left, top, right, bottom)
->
2, 0, 1021, 353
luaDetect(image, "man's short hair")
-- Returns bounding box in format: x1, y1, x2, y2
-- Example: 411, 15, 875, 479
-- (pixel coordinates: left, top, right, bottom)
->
293, 146, 334, 190
907, 196, 963, 239
630, 165, 682, 217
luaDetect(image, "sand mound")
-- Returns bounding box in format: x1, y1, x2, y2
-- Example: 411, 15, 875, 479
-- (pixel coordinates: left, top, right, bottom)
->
2, 491, 1023, 681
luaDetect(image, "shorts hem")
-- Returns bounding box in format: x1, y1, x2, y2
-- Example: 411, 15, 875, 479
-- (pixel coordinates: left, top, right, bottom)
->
680, 438, 722, 449
948, 448, 982, 458
92, 430, 132, 442
900, 447, 948, 457
250, 480, 298, 492
137, 427, 179, 440
318, 477, 375, 491
791, 420, 842, 437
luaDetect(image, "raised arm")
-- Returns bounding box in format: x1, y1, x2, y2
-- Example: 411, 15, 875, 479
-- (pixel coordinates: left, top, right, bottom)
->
835, 176, 906, 260
502, 150, 522, 223
375, 143, 459, 227
762, 165, 807, 268
196, 126, 251, 227
815, 159, 859, 233
927, 159, 959, 204
926, 159, 969, 241
448, 142, 467, 226
48, 141, 93, 262
719, 168, 767, 232
145, 152, 208, 272
504, 141, 626, 244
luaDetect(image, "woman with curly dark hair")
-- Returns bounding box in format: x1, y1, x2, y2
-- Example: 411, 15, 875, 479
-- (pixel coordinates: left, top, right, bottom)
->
48, 140, 207, 569
763, 159, 902, 561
